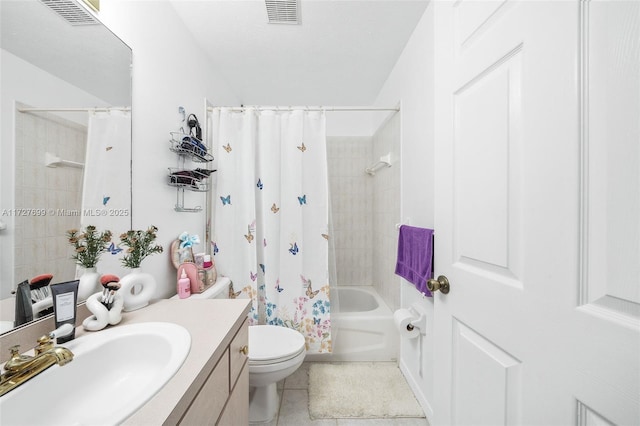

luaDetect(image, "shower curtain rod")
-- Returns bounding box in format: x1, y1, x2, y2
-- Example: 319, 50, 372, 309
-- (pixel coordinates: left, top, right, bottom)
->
17, 106, 131, 113
207, 106, 399, 112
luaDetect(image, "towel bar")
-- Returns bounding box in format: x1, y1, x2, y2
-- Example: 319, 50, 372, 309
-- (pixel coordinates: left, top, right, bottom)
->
45, 152, 84, 169
365, 153, 391, 176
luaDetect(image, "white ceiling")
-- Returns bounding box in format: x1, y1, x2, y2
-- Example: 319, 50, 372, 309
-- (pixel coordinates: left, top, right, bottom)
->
169, 0, 428, 106
1, 0, 427, 108
1, 0, 131, 106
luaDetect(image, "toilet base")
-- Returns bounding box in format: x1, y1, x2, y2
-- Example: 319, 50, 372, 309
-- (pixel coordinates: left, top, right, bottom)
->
249, 383, 279, 423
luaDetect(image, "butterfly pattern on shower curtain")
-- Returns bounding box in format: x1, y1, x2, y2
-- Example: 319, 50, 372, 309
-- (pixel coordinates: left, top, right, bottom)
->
80, 110, 131, 279
211, 108, 332, 353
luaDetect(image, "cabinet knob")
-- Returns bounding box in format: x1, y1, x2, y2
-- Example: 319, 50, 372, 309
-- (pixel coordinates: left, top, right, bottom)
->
240, 345, 248, 356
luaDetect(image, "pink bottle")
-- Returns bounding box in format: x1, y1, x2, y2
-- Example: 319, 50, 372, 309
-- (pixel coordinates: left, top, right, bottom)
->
178, 269, 191, 299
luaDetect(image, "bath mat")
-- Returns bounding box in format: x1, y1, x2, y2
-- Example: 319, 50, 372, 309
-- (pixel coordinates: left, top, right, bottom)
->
308, 362, 425, 419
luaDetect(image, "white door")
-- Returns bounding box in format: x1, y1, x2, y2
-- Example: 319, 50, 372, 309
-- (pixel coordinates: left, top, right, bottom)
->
433, 1, 639, 425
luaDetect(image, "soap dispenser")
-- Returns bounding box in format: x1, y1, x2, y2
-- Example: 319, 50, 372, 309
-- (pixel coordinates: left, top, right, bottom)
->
178, 269, 191, 299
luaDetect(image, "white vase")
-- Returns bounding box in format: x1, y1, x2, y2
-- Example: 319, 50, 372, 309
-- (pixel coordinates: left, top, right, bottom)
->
119, 268, 157, 312
78, 267, 101, 302
82, 291, 124, 331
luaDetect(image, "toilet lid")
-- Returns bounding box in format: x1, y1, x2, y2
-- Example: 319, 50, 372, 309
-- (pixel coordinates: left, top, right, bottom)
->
248, 325, 306, 362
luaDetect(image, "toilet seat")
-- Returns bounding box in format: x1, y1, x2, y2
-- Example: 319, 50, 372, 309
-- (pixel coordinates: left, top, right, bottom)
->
248, 325, 306, 364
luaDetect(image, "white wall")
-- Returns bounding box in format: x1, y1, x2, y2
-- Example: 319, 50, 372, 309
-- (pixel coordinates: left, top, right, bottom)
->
373, 2, 435, 421
326, 110, 401, 137
99, 1, 240, 298
326, 111, 374, 137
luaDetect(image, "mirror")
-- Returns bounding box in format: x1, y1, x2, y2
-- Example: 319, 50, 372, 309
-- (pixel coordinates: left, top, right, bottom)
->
0, 0, 132, 333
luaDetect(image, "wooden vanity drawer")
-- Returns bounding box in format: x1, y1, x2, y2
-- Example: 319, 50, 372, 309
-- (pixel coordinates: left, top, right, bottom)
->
228, 319, 248, 389
179, 348, 230, 425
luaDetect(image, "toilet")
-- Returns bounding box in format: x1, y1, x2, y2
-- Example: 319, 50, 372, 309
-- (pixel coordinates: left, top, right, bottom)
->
171, 277, 306, 423
247, 324, 306, 422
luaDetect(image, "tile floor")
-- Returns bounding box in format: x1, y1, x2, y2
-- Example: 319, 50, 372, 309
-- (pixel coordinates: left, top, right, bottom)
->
263, 362, 430, 426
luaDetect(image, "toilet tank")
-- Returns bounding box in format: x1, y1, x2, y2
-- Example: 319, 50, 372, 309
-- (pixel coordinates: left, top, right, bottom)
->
171, 276, 231, 300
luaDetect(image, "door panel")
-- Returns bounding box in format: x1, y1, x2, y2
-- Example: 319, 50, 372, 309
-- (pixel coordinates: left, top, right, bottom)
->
573, 2, 640, 424
582, 0, 640, 318
434, 1, 639, 425
454, 47, 523, 284
577, 402, 616, 426
452, 319, 522, 426
456, 0, 510, 50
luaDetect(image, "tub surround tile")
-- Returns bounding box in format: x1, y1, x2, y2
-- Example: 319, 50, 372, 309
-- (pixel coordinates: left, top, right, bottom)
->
328, 137, 373, 286
327, 116, 399, 308
14, 110, 85, 284
372, 113, 401, 312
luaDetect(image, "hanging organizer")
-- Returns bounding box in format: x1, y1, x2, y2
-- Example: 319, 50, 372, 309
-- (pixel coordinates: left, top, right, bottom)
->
168, 130, 215, 212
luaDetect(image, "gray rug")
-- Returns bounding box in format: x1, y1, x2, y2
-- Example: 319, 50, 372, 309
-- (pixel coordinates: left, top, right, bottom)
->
308, 362, 425, 419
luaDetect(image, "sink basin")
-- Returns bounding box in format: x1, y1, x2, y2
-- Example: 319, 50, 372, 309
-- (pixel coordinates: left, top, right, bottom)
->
0, 322, 191, 425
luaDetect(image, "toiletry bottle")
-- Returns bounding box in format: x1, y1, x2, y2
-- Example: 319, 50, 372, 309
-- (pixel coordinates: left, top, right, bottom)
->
178, 269, 191, 299
195, 252, 205, 269
203, 254, 213, 269
50, 280, 79, 343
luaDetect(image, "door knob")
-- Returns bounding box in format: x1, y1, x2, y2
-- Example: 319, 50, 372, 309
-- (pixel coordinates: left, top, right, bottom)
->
427, 275, 450, 294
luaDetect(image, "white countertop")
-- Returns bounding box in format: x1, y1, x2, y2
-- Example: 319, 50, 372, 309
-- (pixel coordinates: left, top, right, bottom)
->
72, 298, 252, 425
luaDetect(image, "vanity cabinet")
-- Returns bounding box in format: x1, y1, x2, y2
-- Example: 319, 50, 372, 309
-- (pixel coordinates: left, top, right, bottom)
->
219, 322, 249, 425
179, 319, 249, 425
0, 299, 252, 425
218, 364, 249, 425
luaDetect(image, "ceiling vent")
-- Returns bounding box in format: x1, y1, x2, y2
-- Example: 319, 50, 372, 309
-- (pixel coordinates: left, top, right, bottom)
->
39, 0, 100, 26
265, 0, 300, 25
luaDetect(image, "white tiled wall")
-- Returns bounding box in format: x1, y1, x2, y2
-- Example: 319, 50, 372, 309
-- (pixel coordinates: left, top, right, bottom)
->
14, 111, 86, 285
372, 113, 401, 311
327, 136, 373, 286
327, 113, 400, 311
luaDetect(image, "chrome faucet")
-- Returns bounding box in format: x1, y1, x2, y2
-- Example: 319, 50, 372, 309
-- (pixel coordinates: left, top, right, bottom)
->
0, 324, 74, 396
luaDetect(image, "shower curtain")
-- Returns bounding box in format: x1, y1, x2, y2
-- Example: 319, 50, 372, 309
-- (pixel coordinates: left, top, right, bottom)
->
80, 110, 131, 277
211, 108, 332, 353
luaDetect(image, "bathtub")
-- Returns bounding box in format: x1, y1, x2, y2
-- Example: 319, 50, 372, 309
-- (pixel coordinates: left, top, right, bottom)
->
306, 286, 398, 362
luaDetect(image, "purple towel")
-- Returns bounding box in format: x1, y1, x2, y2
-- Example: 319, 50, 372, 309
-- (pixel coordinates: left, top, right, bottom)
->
395, 225, 434, 297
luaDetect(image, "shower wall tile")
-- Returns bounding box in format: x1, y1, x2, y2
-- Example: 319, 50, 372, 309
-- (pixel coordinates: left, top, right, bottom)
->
327, 136, 372, 286
14, 110, 86, 284
372, 113, 401, 311
328, 120, 400, 302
